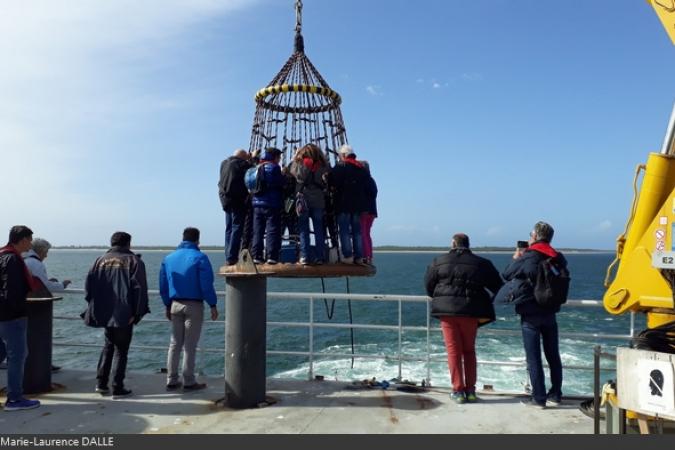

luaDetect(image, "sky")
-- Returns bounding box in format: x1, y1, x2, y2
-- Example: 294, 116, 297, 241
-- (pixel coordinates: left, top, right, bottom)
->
1, 0, 675, 249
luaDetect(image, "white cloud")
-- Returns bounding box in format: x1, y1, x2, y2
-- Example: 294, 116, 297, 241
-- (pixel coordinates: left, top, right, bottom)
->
432, 82, 442, 89
0, 0, 260, 244
461, 72, 484, 82
366, 85, 384, 96
595, 220, 613, 232
486, 226, 503, 237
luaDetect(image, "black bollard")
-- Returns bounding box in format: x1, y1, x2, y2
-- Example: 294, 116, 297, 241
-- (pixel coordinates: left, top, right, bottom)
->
23, 298, 57, 394
224, 274, 267, 409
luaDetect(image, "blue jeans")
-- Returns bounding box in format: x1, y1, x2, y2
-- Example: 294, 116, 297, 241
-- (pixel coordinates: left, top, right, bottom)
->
337, 213, 363, 259
298, 208, 326, 262
252, 207, 282, 261
0, 339, 6, 364
0, 318, 28, 402
225, 208, 246, 264
521, 314, 563, 404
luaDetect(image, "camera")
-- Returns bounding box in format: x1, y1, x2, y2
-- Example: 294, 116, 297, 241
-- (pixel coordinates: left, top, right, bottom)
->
517, 241, 529, 249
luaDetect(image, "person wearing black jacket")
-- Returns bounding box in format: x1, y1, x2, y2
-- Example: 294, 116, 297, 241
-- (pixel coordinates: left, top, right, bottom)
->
83, 232, 149, 399
218, 149, 252, 265
502, 222, 567, 409
329, 145, 370, 264
0, 226, 41, 411
424, 234, 503, 404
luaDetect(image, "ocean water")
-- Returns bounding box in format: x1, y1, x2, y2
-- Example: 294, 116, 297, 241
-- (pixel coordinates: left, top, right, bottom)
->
46, 250, 638, 396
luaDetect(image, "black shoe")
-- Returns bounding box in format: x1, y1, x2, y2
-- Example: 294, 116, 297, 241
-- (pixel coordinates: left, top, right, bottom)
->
95, 385, 110, 395
183, 383, 207, 392
112, 388, 133, 399
166, 382, 182, 392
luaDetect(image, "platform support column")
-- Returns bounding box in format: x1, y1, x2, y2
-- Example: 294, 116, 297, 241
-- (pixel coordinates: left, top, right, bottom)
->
224, 274, 267, 409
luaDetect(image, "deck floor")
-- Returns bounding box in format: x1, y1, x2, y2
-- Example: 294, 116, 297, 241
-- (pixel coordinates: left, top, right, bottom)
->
0, 370, 593, 434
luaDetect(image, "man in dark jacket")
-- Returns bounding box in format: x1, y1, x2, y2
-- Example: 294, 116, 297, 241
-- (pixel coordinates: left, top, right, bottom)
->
83, 232, 149, 398
0, 226, 41, 411
424, 234, 503, 404
218, 149, 251, 265
329, 145, 369, 264
502, 221, 567, 409
252, 148, 284, 264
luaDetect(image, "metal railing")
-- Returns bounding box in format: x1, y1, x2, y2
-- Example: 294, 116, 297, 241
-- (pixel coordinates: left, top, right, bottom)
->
56, 288, 631, 387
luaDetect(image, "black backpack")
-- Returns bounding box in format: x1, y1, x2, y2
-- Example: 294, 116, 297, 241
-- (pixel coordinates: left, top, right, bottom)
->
533, 256, 570, 308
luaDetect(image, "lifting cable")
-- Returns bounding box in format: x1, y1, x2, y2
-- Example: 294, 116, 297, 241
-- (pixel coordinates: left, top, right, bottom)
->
320, 276, 356, 369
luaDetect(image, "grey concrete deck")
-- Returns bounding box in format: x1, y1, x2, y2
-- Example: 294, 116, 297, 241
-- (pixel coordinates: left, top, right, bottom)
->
0, 370, 593, 434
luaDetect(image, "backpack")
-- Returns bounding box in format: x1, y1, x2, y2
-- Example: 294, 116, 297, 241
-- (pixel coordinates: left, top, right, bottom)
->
295, 191, 309, 216
533, 257, 570, 308
245, 164, 267, 195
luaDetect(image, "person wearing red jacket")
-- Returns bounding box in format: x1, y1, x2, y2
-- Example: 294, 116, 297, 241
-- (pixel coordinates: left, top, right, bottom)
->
0, 225, 40, 411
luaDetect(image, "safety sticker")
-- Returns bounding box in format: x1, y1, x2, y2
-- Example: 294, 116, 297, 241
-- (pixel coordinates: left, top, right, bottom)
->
657, 241, 666, 251
661, 217, 669, 226
656, 230, 666, 240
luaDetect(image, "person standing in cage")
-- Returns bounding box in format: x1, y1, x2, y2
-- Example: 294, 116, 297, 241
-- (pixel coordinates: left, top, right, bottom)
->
252, 148, 284, 265
360, 161, 378, 265
241, 149, 261, 253
280, 160, 298, 243
329, 145, 369, 264
290, 144, 330, 265
218, 149, 251, 266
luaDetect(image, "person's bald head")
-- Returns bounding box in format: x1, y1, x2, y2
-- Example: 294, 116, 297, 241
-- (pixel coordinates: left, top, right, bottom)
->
233, 149, 249, 160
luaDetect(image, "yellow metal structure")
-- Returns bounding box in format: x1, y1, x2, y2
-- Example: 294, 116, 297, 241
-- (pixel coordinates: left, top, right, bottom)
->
603, 4, 675, 329
648, 0, 675, 45
604, 151, 675, 327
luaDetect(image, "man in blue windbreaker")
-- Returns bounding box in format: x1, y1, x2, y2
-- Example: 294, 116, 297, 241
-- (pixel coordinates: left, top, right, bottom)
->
251, 148, 285, 264
159, 227, 218, 392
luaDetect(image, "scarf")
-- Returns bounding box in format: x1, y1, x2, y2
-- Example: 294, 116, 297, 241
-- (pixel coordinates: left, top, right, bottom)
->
344, 157, 364, 169
528, 242, 558, 258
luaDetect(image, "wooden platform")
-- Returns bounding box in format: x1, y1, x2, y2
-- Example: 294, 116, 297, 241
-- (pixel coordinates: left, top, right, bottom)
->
219, 262, 376, 279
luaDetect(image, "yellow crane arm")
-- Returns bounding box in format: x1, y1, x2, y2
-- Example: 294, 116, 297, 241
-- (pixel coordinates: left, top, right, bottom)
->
648, 0, 675, 45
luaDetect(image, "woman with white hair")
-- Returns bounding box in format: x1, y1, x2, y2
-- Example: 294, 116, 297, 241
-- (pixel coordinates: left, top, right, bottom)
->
22, 238, 71, 293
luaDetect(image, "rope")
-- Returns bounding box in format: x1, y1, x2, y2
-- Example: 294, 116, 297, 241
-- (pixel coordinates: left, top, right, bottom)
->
346, 277, 355, 369
295, 0, 303, 34
604, 164, 646, 288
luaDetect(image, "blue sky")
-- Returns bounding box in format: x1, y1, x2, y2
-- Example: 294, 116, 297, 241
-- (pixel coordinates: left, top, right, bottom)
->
1, 0, 674, 249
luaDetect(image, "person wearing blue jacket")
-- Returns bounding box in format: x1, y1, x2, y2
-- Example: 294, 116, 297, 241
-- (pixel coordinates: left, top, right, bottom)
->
159, 228, 218, 392
252, 148, 285, 264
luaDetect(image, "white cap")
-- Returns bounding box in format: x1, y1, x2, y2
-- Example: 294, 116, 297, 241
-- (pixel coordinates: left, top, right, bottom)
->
338, 145, 354, 156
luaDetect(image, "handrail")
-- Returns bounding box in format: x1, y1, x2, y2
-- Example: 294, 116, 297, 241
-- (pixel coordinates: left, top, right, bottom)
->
56, 288, 625, 391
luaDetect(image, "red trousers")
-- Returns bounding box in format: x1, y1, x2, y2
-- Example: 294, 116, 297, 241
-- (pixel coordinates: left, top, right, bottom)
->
440, 316, 479, 392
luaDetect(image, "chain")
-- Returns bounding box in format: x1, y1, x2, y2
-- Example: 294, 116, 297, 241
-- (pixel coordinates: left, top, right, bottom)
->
295, 0, 303, 33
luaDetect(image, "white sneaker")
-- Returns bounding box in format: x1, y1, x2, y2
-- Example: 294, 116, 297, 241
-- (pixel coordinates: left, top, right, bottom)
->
266, 259, 278, 265
299, 258, 309, 265
342, 257, 354, 264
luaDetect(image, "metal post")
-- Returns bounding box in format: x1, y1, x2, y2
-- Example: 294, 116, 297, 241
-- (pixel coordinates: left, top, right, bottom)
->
619, 409, 627, 434
309, 297, 314, 380
426, 298, 431, 385
224, 274, 267, 409
630, 312, 636, 338
398, 299, 403, 380
660, 102, 675, 155
23, 298, 56, 394
593, 345, 601, 434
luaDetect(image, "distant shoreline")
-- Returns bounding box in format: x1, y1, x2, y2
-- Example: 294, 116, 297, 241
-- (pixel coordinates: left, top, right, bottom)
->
52, 247, 613, 254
